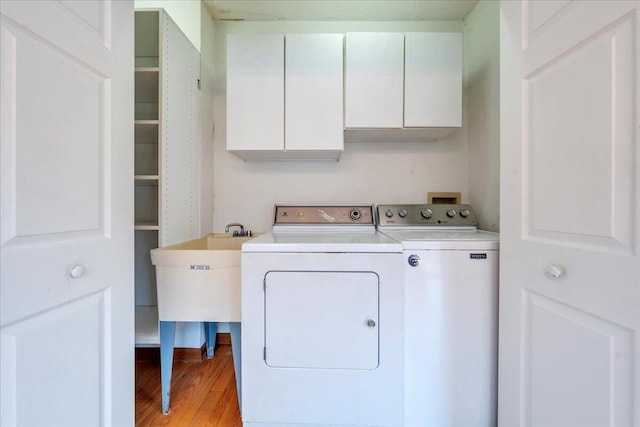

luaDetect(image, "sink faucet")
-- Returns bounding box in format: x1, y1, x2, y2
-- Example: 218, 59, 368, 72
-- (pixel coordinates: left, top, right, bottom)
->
225, 223, 251, 237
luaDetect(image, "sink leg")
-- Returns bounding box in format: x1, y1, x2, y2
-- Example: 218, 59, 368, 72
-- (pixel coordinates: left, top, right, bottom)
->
159, 321, 176, 414
204, 322, 217, 359
230, 322, 242, 413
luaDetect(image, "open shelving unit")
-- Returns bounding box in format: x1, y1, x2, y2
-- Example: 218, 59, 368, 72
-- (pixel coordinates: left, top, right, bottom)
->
134, 9, 201, 347
135, 10, 161, 346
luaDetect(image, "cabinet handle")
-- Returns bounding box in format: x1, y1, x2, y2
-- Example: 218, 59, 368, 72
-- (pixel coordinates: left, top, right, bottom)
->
68, 264, 86, 279
367, 319, 376, 328
545, 265, 564, 279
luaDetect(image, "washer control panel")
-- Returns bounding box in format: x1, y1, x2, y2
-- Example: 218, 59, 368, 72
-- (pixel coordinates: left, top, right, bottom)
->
274, 205, 375, 225
377, 204, 478, 228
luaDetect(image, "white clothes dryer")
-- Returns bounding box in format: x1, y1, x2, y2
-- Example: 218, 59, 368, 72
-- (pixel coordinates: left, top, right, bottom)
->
377, 204, 499, 427
241, 206, 404, 427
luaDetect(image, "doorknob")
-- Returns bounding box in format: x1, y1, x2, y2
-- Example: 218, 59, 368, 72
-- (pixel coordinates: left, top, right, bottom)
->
545, 265, 565, 279
68, 264, 86, 279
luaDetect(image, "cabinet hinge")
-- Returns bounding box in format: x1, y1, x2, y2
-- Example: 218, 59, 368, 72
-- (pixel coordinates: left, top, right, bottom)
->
263, 347, 266, 360
197, 78, 201, 90
263, 278, 266, 292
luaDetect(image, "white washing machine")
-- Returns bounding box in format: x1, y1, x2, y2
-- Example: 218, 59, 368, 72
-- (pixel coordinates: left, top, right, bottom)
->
241, 206, 404, 427
377, 204, 499, 427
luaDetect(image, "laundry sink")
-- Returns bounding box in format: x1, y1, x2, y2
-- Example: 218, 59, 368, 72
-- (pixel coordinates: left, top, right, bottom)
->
150, 233, 260, 322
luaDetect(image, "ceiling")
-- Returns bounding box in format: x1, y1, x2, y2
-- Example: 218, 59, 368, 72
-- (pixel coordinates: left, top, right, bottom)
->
203, 0, 478, 22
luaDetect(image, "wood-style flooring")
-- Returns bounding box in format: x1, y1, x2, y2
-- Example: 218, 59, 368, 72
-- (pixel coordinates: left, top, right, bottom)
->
135, 342, 242, 427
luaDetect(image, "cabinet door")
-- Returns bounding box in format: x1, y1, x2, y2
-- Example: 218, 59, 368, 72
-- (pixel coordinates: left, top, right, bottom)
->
227, 34, 284, 152
264, 271, 379, 369
405, 33, 462, 127
285, 34, 343, 152
345, 33, 404, 128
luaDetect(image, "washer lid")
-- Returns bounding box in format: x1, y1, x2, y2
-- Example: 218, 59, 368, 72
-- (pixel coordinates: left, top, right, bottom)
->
241, 231, 402, 253
380, 230, 499, 250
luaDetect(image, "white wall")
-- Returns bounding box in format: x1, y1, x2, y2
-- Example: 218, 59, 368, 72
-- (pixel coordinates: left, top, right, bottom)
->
210, 20, 469, 233
135, 0, 201, 51
463, 1, 500, 232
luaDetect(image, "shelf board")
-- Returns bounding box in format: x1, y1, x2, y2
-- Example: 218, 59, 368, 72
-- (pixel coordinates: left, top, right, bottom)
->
135, 174, 159, 181
135, 67, 159, 73
135, 223, 159, 231
135, 119, 159, 125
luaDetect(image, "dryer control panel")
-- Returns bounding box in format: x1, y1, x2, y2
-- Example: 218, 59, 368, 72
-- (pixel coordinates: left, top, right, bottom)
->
377, 204, 478, 228
274, 205, 374, 225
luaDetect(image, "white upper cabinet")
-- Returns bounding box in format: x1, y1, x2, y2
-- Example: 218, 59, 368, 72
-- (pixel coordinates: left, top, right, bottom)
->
285, 34, 344, 153
345, 33, 404, 128
227, 33, 343, 161
345, 32, 462, 139
405, 32, 462, 127
227, 34, 284, 154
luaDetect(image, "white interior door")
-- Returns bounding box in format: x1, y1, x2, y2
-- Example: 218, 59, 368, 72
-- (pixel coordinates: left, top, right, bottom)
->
0, 1, 134, 426
500, 1, 639, 426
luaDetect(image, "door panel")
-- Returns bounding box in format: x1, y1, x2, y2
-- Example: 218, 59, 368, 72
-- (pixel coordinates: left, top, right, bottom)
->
1, 291, 108, 426
523, 291, 633, 426
344, 32, 404, 128
524, 14, 634, 252
0, 1, 133, 425
526, 0, 573, 38
500, 1, 639, 425
58, 0, 108, 46
5, 19, 104, 239
264, 271, 379, 369
226, 34, 284, 152
285, 33, 344, 152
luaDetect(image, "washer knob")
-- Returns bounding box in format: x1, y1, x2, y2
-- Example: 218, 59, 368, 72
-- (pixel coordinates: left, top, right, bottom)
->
398, 209, 408, 218
460, 209, 470, 218
385, 209, 394, 218
420, 208, 433, 219
446, 209, 457, 218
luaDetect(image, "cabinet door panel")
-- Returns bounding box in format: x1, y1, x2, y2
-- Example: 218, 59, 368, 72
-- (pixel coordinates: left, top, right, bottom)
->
285, 34, 343, 152
405, 32, 462, 127
345, 33, 404, 128
264, 271, 379, 369
227, 34, 284, 152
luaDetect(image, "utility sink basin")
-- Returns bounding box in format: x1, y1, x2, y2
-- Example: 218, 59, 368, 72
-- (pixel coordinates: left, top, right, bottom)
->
150, 233, 260, 322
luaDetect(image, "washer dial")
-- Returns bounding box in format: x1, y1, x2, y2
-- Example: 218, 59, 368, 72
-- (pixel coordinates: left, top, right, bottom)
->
420, 208, 433, 219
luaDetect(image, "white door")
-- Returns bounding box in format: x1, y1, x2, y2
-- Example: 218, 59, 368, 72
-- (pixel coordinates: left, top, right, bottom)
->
500, 1, 639, 426
0, 1, 134, 426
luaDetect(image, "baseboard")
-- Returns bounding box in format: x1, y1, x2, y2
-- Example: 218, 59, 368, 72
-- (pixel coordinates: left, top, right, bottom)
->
135, 333, 232, 363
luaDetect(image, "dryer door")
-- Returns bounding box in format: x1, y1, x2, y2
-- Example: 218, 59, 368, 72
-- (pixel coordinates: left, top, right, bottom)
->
264, 271, 379, 369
